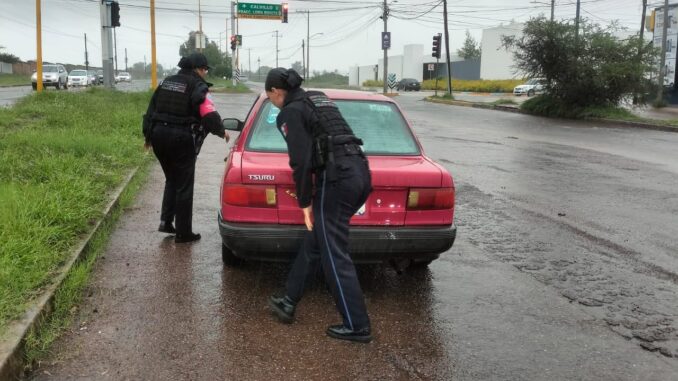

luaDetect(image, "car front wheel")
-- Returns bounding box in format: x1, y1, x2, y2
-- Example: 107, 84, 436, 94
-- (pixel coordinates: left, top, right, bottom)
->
31, 83, 37, 91
527, 89, 535, 97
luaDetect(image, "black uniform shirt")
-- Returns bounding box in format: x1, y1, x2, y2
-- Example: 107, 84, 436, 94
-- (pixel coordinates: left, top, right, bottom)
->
276, 88, 316, 208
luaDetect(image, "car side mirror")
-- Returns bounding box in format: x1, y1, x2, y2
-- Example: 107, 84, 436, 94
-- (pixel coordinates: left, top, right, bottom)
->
222, 118, 244, 131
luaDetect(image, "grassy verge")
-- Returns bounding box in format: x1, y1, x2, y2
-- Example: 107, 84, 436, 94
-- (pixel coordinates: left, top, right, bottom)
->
0, 73, 31, 87
0, 88, 151, 337
208, 78, 251, 93
422, 79, 523, 93
23, 161, 151, 367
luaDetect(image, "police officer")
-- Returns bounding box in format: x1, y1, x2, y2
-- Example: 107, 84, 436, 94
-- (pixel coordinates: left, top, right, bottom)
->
265, 68, 373, 343
142, 53, 229, 243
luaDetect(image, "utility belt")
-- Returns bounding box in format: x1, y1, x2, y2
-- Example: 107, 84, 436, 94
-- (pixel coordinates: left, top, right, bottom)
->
152, 113, 199, 129
314, 134, 364, 182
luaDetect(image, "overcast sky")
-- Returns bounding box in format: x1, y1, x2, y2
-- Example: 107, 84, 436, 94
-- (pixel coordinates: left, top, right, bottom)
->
0, 0, 648, 74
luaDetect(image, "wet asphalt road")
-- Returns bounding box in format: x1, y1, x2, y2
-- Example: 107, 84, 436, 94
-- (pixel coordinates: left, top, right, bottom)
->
29, 90, 678, 380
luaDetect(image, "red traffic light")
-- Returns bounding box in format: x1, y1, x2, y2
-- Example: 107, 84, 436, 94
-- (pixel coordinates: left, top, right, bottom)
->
282, 2, 288, 23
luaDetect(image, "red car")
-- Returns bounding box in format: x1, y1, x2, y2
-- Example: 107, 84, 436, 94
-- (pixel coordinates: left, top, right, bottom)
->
219, 90, 456, 266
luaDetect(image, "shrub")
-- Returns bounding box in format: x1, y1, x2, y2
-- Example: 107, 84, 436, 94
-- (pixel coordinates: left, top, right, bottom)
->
362, 80, 383, 87
421, 79, 523, 92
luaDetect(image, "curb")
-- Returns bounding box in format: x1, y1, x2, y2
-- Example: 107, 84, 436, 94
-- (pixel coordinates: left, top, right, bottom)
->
424, 97, 678, 134
0, 167, 140, 381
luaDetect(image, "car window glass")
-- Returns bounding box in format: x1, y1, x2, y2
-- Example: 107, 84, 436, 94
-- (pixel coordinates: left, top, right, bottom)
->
43, 66, 58, 72
246, 99, 420, 155
70, 70, 87, 76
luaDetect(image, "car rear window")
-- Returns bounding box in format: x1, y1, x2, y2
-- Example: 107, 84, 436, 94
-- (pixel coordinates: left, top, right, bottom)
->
246, 99, 420, 155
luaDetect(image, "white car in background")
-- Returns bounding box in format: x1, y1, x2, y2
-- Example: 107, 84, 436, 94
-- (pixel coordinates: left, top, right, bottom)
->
115, 72, 131, 82
67, 69, 90, 87
513, 78, 545, 97
31, 64, 68, 90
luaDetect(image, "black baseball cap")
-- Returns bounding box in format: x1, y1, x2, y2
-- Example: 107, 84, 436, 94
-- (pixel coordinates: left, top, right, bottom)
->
188, 53, 211, 70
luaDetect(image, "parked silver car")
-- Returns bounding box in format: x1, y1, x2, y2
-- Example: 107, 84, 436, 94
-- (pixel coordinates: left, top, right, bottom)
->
513, 78, 544, 97
31, 64, 68, 90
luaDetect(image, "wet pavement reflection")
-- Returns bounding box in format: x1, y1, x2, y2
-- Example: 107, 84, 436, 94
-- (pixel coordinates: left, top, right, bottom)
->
31, 92, 678, 380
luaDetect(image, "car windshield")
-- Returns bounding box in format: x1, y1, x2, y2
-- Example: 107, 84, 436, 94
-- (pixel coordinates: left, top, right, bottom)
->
525, 79, 541, 85
43, 66, 58, 73
246, 99, 420, 155
70, 70, 87, 76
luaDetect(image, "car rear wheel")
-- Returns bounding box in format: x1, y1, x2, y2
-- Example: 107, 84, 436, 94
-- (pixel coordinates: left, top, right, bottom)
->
222, 244, 243, 266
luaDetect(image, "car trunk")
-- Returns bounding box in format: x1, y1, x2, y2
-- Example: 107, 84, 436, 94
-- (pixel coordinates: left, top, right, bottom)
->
240, 152, 443, 226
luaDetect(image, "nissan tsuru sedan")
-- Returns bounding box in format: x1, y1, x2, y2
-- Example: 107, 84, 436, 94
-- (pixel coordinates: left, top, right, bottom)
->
219, 90, 456, 267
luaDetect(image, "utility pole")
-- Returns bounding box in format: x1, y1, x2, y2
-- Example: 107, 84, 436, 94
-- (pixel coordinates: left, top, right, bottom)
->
274, 30, 280, 67
575, 0, 581, 40
657, 0, 670, 104
382, 0, 388, 94
150, 0, 158, 88
302, 40, 306, 77
124, 47, 128, 71
100, 0, 114, 88
198, 0, 203, 52
551, 0, 555, 22
36, 0, 43, 92
442, 0, 452, 95
84, 33, 89, 72
231, 1, 237, 85
635, 0, 647, 104
257, 57, 261, 81
306, 10, 310, 78
113, 27, 118, 75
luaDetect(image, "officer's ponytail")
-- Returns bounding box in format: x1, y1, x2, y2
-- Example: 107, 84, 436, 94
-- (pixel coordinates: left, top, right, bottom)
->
284, 69, 303, 90
265, 67, 304, 91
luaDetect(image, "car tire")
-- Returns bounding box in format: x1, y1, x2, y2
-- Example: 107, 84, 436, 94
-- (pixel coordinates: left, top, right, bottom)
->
411, 259, 434, 268
527, 89, 535, 97
222, 244, 243, 266
63, 80, 68, 90
55, 81, 61, 90
31, 83, 37, 91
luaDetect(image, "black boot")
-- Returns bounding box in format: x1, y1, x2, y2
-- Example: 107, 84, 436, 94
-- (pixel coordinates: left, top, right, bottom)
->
326, 325, 372, 343
158, 221, 176, 234
175, 233, 201, 243
268, 295, 296, 324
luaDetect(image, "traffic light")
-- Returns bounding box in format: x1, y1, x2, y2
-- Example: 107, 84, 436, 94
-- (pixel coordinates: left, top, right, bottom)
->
432, 34, 441, 59
230, 35, 237, 50
111, 1, 121, 27
282, 3, 289, 23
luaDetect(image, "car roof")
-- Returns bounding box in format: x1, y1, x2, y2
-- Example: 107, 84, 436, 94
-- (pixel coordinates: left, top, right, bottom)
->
258, 89, 397, 103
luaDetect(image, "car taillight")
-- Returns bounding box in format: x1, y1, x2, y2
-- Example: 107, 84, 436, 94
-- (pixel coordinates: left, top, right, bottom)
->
407, 188, 454, 210
223, 184, 277, 208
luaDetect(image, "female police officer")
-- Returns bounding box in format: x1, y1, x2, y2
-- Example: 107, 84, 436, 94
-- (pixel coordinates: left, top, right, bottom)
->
142, 53, 229, 243
265, 68, 373, 343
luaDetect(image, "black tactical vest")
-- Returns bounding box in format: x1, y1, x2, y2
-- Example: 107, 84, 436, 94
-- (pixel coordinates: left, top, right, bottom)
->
153, 73, 199, 123
304, 91, 358, 140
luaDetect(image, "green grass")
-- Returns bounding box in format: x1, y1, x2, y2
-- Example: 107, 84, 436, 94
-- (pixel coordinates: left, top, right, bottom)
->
430, 93, 455, 100
208, 78, 251, 93
0, 88, 151, 336
0, 73, 31, 87
491, 98, 519, 106
422, 79, 523, 93
23, 162, 151, 368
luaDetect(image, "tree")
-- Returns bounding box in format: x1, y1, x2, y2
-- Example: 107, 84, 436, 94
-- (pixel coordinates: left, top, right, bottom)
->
457, 31, 481, 60
0, 46, 20, 64
179, 31, 232, 78
502, 17, 657, 109
291, 61, 303, 74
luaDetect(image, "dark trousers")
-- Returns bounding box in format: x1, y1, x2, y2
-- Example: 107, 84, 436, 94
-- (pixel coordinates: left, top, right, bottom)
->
286, 155, 372, 330
151, 125, 196, 236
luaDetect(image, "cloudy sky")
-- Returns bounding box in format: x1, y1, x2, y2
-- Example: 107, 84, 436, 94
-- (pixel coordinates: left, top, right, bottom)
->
0, 0, 649, 74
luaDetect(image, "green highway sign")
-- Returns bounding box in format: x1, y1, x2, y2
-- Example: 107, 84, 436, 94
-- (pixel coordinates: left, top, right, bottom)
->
237, 2, 282, 20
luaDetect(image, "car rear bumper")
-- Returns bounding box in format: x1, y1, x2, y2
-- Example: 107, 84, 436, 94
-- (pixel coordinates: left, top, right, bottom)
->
218, 212, 456, 263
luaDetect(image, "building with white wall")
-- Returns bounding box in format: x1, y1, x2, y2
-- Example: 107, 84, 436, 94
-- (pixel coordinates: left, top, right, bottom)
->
349, 44, 424, 86
479, 22, 524, 80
